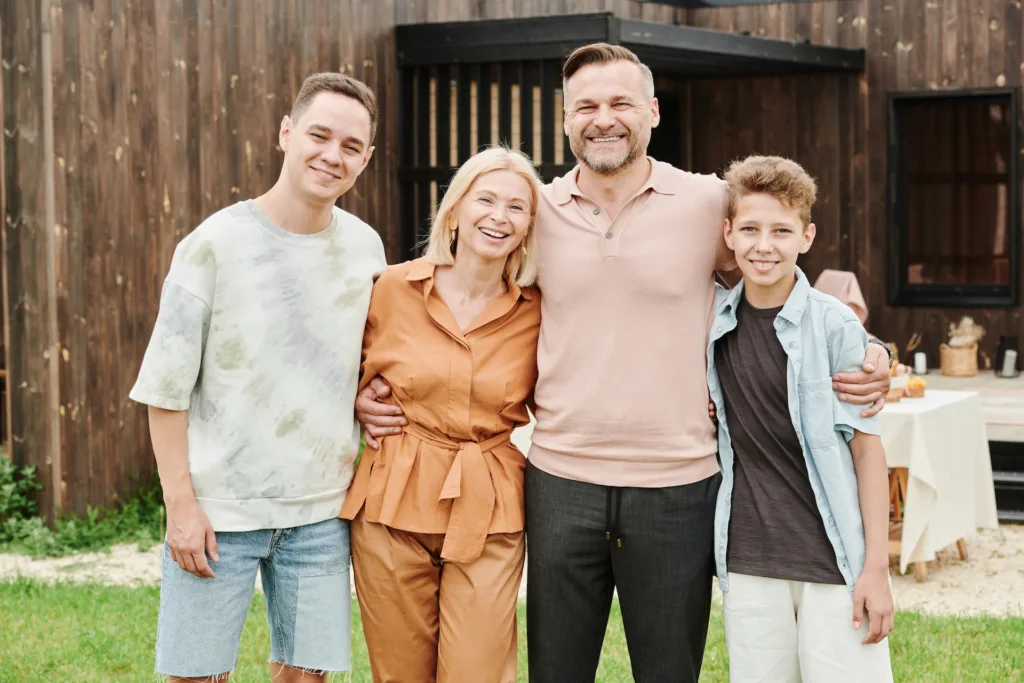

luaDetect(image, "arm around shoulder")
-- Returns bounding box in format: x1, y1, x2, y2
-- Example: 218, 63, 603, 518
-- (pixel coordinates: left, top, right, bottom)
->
828, 317, 882, 439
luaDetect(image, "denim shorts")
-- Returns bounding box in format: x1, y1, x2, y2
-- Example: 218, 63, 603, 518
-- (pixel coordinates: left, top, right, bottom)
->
155, 516, 351, 678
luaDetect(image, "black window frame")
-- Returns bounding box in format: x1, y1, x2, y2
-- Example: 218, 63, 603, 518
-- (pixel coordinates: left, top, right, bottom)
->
886, 87, 1021, 308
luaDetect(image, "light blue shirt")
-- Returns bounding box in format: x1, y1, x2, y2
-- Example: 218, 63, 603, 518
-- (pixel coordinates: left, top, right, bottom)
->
707, 267, 880, 591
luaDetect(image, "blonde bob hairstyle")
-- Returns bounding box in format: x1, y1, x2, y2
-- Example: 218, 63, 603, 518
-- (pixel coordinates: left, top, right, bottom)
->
423, 145, 543, 287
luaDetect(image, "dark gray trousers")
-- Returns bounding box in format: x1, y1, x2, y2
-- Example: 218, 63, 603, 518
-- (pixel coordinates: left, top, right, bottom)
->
525, 461, 721, 683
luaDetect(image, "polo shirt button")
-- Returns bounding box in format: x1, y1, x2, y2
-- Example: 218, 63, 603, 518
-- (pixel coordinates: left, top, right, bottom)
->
605, 232, 613, 239
593, 207, 600, 215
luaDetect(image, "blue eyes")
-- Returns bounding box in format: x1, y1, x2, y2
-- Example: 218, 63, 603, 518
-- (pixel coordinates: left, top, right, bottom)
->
740, 227, 791, 234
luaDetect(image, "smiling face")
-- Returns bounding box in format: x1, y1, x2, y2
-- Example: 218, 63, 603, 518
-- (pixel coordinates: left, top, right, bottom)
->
725, 192, 816, 304
563, 60, 659, 175
279, 91, 374, 205
453, 169, 534, 266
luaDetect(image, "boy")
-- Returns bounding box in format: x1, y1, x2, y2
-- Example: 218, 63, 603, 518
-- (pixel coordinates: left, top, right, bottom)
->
707, 155, 894, 682
129, 73, 386, 682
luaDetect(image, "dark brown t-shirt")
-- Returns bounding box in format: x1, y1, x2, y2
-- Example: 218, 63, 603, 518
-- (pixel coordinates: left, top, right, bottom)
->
715, 297, 845, 585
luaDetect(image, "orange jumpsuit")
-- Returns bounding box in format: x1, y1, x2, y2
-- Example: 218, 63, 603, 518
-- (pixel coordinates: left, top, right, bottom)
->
340, 257, 540, 683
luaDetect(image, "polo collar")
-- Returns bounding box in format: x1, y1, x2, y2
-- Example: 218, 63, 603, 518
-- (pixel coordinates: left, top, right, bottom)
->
549, 156, 676, 206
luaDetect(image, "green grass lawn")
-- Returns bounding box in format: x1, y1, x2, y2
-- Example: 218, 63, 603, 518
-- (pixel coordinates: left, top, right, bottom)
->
0, 579, 1021, 682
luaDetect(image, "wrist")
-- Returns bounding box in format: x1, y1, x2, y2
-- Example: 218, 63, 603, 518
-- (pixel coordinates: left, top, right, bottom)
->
861, 558, 889, 575
162, 486, 197, 509
868, 337, 894, 368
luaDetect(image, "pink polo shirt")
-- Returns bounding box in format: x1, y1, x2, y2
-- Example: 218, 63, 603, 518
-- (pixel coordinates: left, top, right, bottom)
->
527, 157, 735, 488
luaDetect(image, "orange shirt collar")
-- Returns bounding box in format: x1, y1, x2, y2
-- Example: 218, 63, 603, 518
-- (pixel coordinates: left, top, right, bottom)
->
404, 257, 532, 301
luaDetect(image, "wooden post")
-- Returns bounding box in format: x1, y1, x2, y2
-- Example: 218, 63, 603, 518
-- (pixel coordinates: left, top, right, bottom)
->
40, 0, 62, 518
0, 10, 9, 460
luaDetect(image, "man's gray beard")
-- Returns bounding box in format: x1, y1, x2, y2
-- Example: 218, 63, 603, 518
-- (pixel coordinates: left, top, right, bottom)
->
571, 132, 649, 175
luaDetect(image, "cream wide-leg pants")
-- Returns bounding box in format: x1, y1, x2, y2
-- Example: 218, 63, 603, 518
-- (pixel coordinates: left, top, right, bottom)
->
723, 572, 894, 683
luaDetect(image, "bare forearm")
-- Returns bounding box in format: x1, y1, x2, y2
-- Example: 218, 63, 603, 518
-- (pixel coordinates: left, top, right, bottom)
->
851, 432, 889, 571
148, 406, 194, 505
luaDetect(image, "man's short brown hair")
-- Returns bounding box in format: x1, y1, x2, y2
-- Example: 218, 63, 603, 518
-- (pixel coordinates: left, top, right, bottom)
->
291, 72, 378, 143
562, 42, 655, 99
723, 155, 818, 226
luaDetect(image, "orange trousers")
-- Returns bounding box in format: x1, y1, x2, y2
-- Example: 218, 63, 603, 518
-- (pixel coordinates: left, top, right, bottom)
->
350, 512, 525, 683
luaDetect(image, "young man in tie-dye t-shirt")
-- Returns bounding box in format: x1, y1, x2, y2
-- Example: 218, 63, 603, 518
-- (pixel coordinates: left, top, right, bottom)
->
129, 73, 385, 683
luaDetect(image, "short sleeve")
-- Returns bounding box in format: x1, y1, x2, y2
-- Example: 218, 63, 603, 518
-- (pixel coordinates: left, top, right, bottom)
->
829, 318, 881, 440
370, 233, 388, 277
129, 282, 211, 411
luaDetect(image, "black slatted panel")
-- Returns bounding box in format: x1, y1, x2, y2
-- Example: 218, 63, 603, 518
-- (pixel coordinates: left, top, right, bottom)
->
435, 64, 451, 171
401, 59, 577, 250
455, 64, 472, 164
540, 60, 558, 167
563, 102, 573, 168
477, 63, 492, 149
416, 65, 432, 253
399, 66, 417, 257
519, 61, 536, 160
497, 62, 515, 147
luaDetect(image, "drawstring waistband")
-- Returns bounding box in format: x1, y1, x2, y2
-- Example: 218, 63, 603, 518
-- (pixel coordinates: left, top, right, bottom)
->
604, 487, 624, 547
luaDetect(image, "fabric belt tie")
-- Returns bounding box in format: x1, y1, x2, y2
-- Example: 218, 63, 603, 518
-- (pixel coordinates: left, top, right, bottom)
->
403, 422, 511, 564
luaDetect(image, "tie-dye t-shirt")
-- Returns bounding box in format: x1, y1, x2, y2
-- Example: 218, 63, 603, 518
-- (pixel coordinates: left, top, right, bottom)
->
129, 200, 387, 531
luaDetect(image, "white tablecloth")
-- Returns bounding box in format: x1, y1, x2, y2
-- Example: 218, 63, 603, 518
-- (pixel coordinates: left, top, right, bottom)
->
917, 371, 1024, 442
879, 390, 1000, 573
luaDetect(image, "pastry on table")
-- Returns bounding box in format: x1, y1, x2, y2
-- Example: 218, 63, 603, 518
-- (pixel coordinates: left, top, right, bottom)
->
890, 363, 910, 394
885, 387, 903, 403
907, 376, 926, 398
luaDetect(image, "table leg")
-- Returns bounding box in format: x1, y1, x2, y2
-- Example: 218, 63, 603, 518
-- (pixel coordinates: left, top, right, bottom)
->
956, 538, 968, 561
913, 562, 928, 582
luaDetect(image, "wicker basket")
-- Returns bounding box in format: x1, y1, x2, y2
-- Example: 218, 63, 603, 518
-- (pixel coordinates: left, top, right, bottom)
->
939, 342, 978, 377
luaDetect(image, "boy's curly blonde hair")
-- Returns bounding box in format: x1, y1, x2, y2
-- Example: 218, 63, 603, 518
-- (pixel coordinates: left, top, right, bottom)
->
723, 155, 818, 226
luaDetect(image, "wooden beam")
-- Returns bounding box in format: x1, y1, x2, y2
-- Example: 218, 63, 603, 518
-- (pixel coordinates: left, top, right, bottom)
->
636, 0, 826, 7
0, 9, 10, 459
41, 0, 62, 518
395, 12, 865, 77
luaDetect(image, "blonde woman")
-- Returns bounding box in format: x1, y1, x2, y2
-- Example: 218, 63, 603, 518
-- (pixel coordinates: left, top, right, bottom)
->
340, 146, 542, 682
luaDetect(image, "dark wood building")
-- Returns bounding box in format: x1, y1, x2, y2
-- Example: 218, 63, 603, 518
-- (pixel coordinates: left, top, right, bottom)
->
3, 0, 1023, 518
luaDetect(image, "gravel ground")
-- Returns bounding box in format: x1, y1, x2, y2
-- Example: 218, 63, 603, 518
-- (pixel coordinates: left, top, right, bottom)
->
2, 525, 1022, 617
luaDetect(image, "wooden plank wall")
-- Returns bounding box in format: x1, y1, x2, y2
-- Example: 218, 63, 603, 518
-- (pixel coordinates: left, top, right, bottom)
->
0, 8, 10, 454
7, 0, 404, 516
684, 0, 1023, 368
19, 0, 1018, 513
2, 1, 61, 516
395, 0, 679, 23
3, 0, 691, 516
